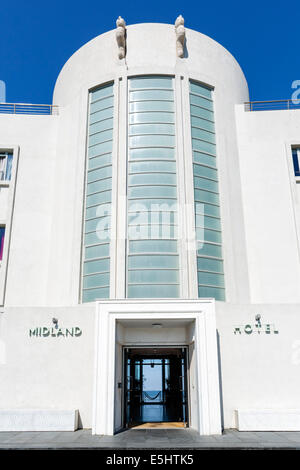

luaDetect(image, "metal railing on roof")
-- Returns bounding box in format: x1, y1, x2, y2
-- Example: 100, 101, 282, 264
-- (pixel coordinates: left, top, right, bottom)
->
0, 102, 59, 115
245, 99, 300, 111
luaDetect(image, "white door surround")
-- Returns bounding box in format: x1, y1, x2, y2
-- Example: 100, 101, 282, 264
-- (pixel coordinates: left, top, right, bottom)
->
92, 299, 222, 436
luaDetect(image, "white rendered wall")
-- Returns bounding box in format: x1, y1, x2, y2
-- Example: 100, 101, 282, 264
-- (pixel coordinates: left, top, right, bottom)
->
0, 305, 95, 428
0, 115, 58, 306
216, 302, 300, 429
235, 106, 300, 303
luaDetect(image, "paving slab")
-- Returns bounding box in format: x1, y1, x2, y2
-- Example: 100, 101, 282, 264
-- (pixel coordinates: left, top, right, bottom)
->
1, 428, 300, 449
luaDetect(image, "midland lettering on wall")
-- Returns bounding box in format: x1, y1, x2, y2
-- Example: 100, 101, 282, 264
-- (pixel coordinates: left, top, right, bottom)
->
29, 327, 82, 338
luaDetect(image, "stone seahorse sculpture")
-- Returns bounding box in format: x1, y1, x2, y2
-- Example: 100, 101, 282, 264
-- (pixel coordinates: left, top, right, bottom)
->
116, 16, 126, 60
175, 15, 185, 58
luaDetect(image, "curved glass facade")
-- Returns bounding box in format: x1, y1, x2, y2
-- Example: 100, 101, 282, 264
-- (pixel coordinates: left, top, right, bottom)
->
82, 83, 114, 302
189, 80, 225, 301
126, 76, 179, 298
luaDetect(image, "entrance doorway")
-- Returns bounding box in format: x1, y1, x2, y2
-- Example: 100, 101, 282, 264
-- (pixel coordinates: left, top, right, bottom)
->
124, 347, 188, 428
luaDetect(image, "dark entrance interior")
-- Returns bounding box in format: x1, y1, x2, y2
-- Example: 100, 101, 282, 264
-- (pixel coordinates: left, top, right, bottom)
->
124, 347, 188, 428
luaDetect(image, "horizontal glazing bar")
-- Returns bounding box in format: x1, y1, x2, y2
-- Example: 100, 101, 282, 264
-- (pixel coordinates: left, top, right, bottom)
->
128, 254, 179, 269
129, 161, 176, 174
82, 287, 110, 302
129, 123, 175, 135
129, 239, 177, 254
127, 284, 179, 299
129, 77, 173, 89
128, 269, 179, 283
190, 81, 213, 98
89, 107, 114, 124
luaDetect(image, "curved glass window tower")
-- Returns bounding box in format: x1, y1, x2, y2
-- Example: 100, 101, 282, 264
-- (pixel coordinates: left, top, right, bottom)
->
82, 83, 114, 302
126, 76, 179, 298
189, 80, 225, 300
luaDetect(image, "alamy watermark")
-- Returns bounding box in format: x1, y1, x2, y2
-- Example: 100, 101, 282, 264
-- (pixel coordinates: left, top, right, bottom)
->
291, 80, 300, 104
91, 200, 206, 252
0, 80, 6, 103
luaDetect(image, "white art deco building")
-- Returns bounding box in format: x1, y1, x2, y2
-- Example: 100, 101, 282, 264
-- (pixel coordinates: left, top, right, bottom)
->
0, 18, 300, 435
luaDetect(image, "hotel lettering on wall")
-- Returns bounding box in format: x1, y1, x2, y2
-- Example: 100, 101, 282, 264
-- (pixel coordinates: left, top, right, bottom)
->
29, 327, 82, 338
234, 320, 279, 335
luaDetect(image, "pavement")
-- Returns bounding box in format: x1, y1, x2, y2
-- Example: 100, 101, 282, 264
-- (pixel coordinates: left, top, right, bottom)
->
1, 428, 300, 449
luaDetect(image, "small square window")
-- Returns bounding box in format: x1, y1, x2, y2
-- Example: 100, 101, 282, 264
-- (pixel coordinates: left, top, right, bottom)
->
292, 147, 300, 177
0, 227, 5, 261
0, 152, 13, 181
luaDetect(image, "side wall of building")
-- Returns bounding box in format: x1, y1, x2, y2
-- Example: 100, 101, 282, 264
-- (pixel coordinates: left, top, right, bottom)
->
235, 106, 300, 303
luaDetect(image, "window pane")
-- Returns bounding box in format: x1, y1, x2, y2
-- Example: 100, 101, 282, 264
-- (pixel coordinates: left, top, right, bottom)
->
191, 116, 215, 132
130, 101, 174, 113
85, 217, 110, 233
89, 129, 113, 146
129, 161, 176, 174
86, 190, 112, 207
82, 287, 110, 302
130, 148, 175, 160
90, 96, 114, 113
0, 227, 5, 260
83, 257, 110, 275
130, 76, 173, 89
198, 285, 225, 300
130, 112, 174, 124
191, 127, 215, 144
85, 229, 110, 246
87, 178, 112, 195
91, 84, 113, 102
87, 166, 112, 183
196, 227, 222, 244
130, 123, 175, 135
129, 173, 177, 186
197, 271, 224, 287
192, 138, 216, 155
197, 242, 222, 258
195, 202, 220, 218
190, 105, 214, 121
128, 199, 177, 211
88, 154, 112, 170
83, 272, 110, 288
89, 118, 113, 134
88, 141, 113, 158
197, 257, 223, 273
193, 151, 216, 167
194, 176, 218, 192
89, 107, 114, 124
85, 243, 109, 259
193, 163, 218, 179
190, 94, 213, 111
190, 82, 212, 98
194, 189, 219, 205
129, 239, 177, 253
129, 185, 177, 199
128, 269, 179, 283
130, 89, 174, 101
129, 135, 175, 148
128, 255, 179, 269
128, 284, 179, 298
195, 214, 221, 231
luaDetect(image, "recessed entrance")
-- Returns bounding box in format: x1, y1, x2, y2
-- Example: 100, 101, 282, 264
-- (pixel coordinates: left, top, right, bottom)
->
124, 347, 188, 429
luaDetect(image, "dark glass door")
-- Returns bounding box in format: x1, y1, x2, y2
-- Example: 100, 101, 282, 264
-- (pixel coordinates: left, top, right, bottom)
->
124, 348, 188, 427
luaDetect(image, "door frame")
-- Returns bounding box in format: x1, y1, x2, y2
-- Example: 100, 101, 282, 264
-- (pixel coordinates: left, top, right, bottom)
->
122, 345, 189, 429
92, 299, 222, 436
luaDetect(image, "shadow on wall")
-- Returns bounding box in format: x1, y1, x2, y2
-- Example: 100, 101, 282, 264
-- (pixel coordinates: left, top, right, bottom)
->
183, 38, 189, 59
216, 330, 224, 431
77, 412, 83, 430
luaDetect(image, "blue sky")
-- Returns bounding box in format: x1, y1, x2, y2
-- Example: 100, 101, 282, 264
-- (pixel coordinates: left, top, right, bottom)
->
1, 0, 299, 104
